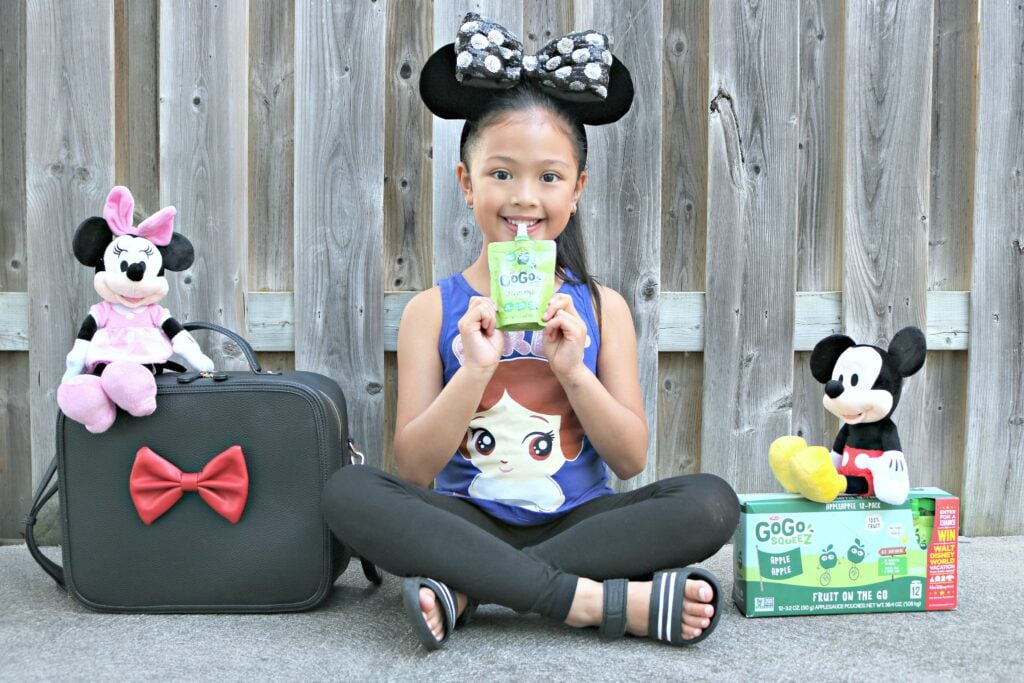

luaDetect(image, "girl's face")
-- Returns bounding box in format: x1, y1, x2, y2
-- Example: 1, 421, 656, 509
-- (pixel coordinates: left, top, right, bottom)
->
457, 109, 587, 246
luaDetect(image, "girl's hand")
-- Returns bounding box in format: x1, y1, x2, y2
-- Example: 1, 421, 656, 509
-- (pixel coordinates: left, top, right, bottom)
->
458, 296, 504, 371
541, 293, 587, 380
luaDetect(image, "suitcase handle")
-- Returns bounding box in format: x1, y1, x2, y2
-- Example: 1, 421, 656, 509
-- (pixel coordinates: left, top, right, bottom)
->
184, 322, 264, 373
24, 456, 65, 588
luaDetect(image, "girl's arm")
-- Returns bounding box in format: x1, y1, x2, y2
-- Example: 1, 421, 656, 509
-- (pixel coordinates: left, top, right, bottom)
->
543, 285, 649, 479
393, 288, 502, 486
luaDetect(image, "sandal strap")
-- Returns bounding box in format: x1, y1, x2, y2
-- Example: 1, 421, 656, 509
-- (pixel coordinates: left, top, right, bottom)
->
598, 578, 630, 638
648, 567, 722, 646
420, 578, 458, 640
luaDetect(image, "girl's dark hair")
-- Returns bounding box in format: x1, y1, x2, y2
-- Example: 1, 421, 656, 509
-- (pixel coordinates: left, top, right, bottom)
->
459, 86, 603, 327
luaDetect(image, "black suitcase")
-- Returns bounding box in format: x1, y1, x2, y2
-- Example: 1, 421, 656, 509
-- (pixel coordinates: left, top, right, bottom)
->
25, 323, 379, 613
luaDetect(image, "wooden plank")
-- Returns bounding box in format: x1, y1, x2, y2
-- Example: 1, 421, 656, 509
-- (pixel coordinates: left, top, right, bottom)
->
522, 1, 572, 52
793, 0, 844, 450
703, 0, 799, 493
843, 0, 933, 482
963, 0, 1024, 537
384, 0, 432, 472
114, 0, 159, 215
431, 1, 523, 282
26, 0, 116, 486
923, 0, 977, 496
0, 289, 974, 353
295, 0, 386, 467
248, 0, 295, 375
159, 0, 248, 368
0, 0, 30, 537
658, 0, 708, 479
574, 0, 662, 489
0, 293, 29, 350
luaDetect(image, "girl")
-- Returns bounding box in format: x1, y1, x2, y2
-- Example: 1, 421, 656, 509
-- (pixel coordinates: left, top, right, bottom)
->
321, 14, 739, 650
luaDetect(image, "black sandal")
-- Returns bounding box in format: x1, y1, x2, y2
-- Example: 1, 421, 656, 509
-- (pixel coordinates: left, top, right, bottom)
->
648, 567, 722, 645
401, 576, 478, 651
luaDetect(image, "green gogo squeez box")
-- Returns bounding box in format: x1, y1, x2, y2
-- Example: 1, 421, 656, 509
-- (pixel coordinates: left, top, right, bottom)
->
733, 488, 958, 617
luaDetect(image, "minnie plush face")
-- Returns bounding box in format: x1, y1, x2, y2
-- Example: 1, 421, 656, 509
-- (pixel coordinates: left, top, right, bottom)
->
94, 234, 170, 307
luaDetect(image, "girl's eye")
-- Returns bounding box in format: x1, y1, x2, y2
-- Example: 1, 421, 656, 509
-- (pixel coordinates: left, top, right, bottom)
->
526, 431, 554, 460
493, 170, 511, 180
470, 428, 496, 456
541, 172, 559, 183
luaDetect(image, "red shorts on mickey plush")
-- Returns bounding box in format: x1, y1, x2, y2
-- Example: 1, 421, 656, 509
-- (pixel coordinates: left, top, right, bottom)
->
838, 446, 884, 496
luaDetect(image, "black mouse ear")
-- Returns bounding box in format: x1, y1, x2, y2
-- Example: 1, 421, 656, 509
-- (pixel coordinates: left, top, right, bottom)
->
158, 233, 195, 272
888, 326, 926, 377
809, 335, 856, 383
72, 217, 114, 266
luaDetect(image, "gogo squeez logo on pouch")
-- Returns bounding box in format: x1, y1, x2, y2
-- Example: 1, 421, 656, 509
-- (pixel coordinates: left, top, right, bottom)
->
755, 516, 815, 546
498, 249, 542, 313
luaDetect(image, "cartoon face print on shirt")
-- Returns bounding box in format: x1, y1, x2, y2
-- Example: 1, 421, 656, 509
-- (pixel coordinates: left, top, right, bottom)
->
459, 358, 584, 512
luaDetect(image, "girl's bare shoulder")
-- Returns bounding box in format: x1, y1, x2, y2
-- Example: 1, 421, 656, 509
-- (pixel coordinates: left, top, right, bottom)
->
594, 284, 634, 324
399, 286, 443, 335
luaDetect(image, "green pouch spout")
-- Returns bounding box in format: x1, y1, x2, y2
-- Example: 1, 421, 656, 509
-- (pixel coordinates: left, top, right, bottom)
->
488, 232, 556, 331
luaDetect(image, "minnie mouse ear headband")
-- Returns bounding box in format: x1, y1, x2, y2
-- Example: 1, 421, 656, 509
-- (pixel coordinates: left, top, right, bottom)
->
419, 13, 634, 126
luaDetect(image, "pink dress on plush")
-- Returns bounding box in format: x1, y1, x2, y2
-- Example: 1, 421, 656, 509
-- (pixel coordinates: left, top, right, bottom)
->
85, 302, 173, 371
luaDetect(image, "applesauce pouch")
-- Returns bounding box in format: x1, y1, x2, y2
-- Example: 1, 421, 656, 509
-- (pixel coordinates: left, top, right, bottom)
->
488, 225, 556, 331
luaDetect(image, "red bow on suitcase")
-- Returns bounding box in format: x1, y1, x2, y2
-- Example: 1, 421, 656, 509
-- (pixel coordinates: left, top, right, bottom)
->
129, 445, 248, 525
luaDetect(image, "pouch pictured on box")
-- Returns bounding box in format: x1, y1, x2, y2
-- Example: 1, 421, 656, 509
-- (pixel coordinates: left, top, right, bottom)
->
733, 488, 958, 617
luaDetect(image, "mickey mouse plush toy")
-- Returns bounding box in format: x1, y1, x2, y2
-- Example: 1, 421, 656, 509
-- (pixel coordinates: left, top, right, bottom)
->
769, 326, 927, 506
56, 186, 214, 434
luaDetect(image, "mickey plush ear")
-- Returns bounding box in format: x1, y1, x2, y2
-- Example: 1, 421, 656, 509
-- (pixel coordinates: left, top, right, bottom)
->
888, 326, 926, 378
71, 217, 114, 267
809, 335, 857, 383
159, 233, 195, 272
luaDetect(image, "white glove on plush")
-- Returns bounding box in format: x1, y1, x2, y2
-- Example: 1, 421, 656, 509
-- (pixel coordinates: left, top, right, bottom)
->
62, 339, 91, 383
171, 331, 215, 372
866, 450, 910, 505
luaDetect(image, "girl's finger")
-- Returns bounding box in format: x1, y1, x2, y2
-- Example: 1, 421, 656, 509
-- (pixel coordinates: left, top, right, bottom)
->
542, 293, 577, 322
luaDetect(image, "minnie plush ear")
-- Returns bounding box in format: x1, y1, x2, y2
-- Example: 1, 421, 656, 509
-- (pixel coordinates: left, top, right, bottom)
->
888, 326, 926, 378
159, 233, 195, 272
809, 334, 857, 383
71, 217, 114, 267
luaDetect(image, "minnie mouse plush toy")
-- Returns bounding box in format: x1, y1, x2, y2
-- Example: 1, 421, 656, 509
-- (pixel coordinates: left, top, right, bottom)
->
56, 186, 214, 433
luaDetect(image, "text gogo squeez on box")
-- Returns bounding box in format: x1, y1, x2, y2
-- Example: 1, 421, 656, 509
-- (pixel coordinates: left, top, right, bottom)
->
733, 487, 958, 617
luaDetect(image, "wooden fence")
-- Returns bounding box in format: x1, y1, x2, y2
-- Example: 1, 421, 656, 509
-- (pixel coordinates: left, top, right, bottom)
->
1, 0, 1021, 539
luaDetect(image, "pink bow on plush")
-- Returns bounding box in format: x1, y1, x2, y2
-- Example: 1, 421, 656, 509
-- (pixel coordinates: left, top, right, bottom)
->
103, 185, 176, 246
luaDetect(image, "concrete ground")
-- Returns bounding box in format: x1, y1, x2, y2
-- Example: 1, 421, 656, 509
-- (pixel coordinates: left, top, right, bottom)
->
2, 537, 1022, 681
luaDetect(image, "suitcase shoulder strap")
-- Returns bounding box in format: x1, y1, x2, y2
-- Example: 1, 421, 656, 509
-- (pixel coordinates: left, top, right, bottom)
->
24, 456, 65, 589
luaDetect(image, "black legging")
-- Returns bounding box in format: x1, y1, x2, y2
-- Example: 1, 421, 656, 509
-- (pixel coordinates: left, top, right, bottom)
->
321, 466, 739, 621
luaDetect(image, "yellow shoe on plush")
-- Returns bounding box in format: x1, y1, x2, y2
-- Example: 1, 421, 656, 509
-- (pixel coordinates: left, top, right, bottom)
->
790, 446, 847, 503
769, 436, 808, 493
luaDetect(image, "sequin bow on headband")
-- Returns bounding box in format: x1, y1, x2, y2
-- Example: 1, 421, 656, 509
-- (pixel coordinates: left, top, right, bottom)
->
419, 13, 634, 126
454, 14, 613, 101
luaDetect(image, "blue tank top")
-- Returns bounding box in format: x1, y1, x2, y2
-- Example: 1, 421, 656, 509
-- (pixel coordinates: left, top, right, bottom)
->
434, 272, 614, 525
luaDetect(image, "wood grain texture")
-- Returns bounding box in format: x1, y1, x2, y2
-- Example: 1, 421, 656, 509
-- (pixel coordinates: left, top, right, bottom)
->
963, 0, 1024, 536
384, 1, 433, 471
792, 0, 844, 450
658, 0, 708, 479
26, 0, 115, 485
843, 0, 933, 479
114, 0, 159, 215
575, 0, 663, 489
923, 0, 977, 496
703, 0, 799, 493
0, 0, 30, 537
248, 0, 294, 294
159, 0, 248, 369
431, 1, 523, 281
295, 0, 386, 467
